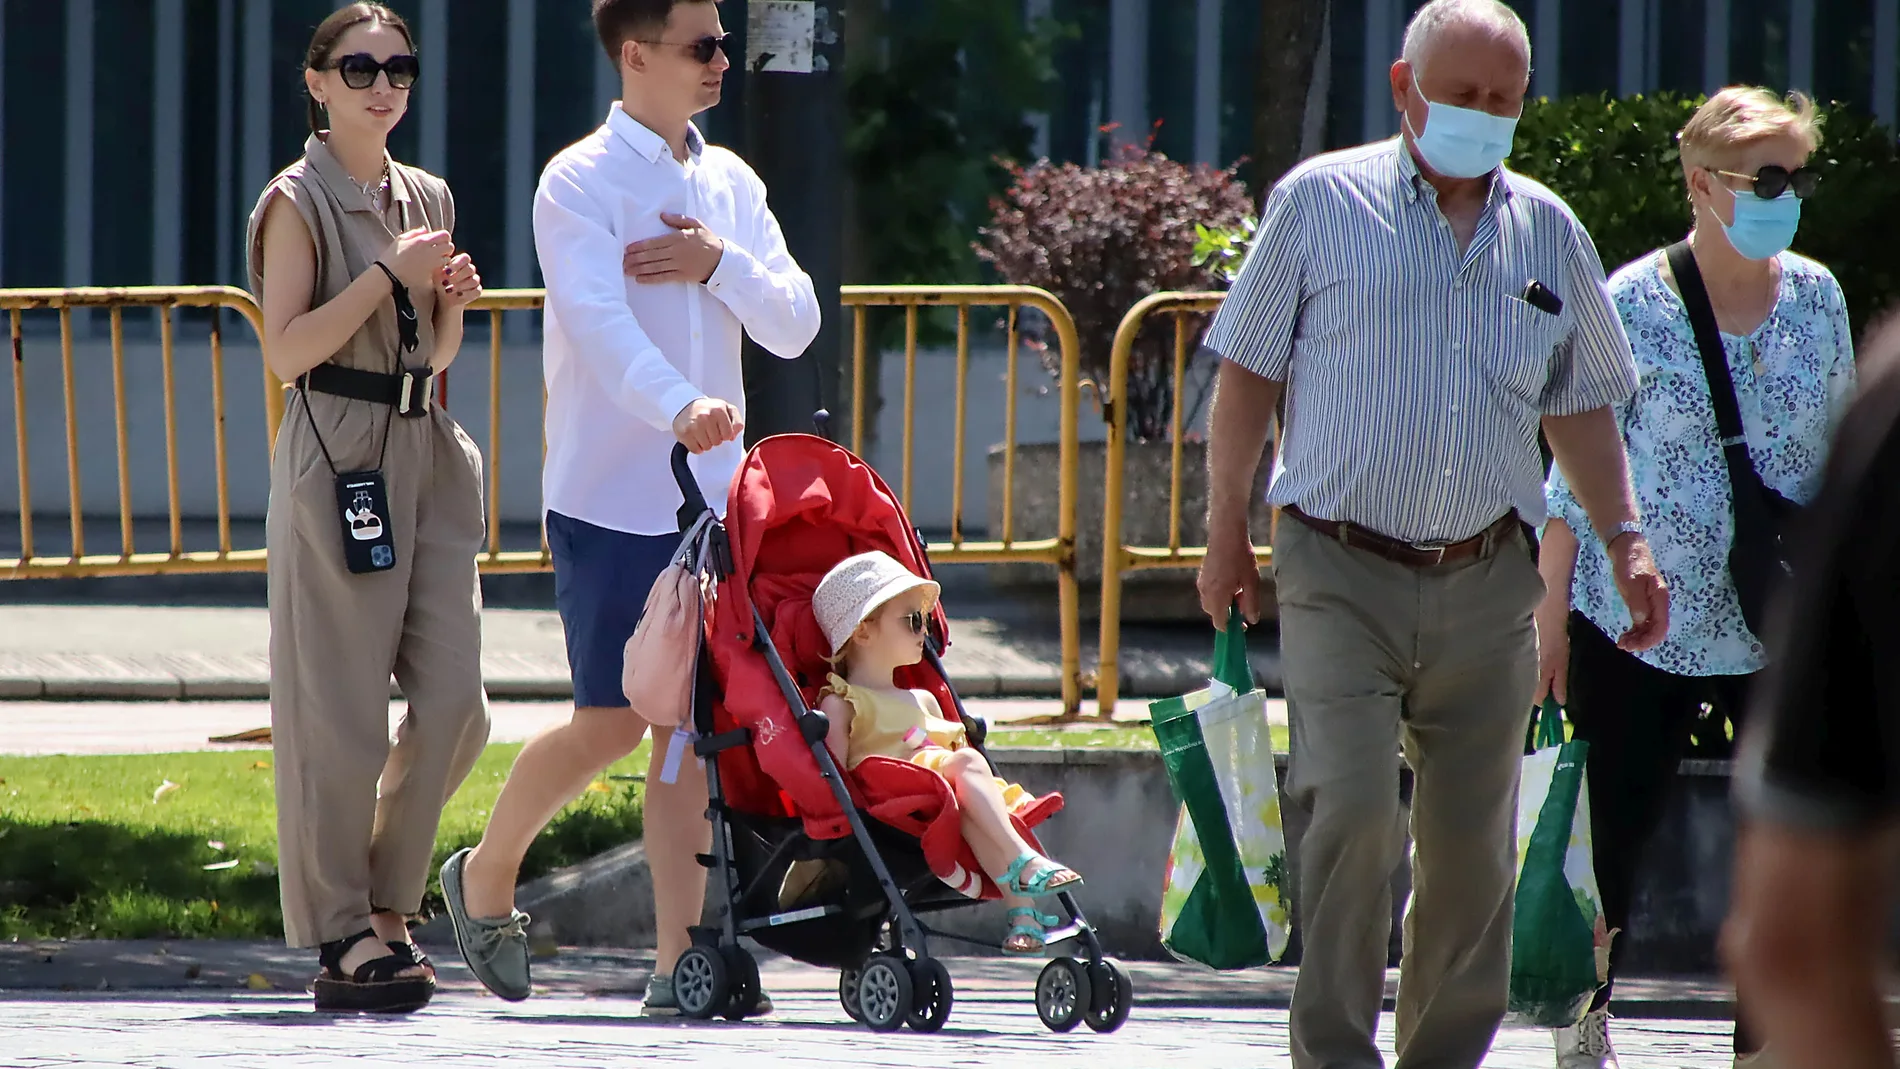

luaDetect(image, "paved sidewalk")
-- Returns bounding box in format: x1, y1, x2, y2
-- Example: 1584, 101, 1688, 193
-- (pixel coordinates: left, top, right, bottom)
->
0, 605, 1279, 704
0, 993, 1741, 1069
0, 944, 1743, 1068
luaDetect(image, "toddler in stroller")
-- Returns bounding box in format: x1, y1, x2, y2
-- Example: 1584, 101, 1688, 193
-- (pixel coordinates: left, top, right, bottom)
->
668, 433, 1132, 1034
811, 550, 1085, 955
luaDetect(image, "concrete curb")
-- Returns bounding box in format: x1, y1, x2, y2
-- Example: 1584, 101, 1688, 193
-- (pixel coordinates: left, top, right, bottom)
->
0, 653, 1283, 703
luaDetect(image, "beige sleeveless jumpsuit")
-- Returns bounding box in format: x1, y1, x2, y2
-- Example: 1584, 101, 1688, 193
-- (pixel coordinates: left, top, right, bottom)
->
247, 134, 491, 949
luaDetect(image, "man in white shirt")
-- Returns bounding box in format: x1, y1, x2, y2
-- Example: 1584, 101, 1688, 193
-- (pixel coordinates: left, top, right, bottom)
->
440, 0, 819, 1013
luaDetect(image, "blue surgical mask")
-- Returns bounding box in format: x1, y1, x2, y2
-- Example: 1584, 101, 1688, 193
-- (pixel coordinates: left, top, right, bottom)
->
1720, 190, 1802, 261
1406, 95, 1518, 179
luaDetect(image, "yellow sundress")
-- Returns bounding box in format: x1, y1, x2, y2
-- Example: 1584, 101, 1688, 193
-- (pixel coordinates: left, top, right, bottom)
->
821, 673, 1034, 810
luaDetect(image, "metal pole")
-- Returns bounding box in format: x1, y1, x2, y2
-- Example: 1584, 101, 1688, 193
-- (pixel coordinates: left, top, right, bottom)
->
1787, 0, 1815, 93
1193, 0, 1222, 165
1617, 0, 1647, 98
1703, 0, 1730, 89
65, 0, 96, 292
1363, 0, 1397, 141
153, 0, 187, 285
739, 0, 844, 441
420, 0, 448, 176
1109, 0, 1150, 152
215, 0, 236, 285
1533, 0, 1561, 98
1874, 0, 1898, 132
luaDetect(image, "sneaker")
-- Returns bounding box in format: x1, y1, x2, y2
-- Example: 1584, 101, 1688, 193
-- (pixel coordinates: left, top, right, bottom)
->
642, 973, 681, 1017
1553, 1008, 1620, 1069
642, 971, 776, 1017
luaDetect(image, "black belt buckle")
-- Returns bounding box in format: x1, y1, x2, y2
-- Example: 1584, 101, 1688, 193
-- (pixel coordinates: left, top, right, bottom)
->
396, 365, 433, 418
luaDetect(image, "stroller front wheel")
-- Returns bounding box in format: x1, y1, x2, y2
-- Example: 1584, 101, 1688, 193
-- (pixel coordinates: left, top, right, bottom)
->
856, 954, 914, 1033
1036, 957, 1092, 1033
904, 957, 954, 1033
1082, 959, 1133, 1033
672, 946, 730, 1020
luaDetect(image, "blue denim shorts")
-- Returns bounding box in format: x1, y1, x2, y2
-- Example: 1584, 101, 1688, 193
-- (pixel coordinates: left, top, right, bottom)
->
545, 510, 682, 710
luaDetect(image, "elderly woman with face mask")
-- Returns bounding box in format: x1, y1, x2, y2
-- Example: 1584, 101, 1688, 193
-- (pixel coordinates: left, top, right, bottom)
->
1539, 88, 1855, 1069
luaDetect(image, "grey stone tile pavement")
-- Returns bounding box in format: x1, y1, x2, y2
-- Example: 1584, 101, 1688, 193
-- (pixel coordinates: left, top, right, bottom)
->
0, 993, 1740, 1069
0, 943, 1742, 1068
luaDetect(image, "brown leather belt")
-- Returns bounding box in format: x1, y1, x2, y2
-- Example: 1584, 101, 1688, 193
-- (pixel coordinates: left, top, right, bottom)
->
1283, 506, 1521, 569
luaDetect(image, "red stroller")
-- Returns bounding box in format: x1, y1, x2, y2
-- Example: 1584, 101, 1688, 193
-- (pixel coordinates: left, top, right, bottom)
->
661, 434, 1134, 1034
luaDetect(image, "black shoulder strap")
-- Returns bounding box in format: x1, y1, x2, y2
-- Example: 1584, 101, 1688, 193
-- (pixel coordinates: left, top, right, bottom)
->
1665, 237, 1788, 521
1666, 240, 1748, 448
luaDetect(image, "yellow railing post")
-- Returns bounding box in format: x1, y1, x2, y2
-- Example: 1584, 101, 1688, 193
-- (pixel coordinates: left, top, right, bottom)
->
1099, 291, 1262, 719
840, 286, 1084, 716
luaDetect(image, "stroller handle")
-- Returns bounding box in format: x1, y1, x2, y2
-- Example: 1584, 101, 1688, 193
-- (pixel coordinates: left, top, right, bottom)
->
672, 442, 711, 521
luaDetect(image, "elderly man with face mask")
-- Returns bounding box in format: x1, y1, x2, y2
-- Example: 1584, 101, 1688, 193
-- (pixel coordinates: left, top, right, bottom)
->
1196, 1, 1670, 1067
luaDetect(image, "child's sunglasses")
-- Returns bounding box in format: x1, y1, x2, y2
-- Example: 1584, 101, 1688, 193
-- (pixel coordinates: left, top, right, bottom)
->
1713, 164, 1821, 200
322, 53, 420, 91
901, 611, 927, 636
638, 32, 733, 65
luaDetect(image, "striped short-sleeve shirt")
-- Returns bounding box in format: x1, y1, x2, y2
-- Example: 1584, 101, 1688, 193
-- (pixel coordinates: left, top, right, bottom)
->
1203, 138, 1638, 544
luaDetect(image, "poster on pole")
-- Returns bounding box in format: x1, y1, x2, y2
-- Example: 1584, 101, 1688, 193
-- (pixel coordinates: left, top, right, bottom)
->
746, 0, 816, 74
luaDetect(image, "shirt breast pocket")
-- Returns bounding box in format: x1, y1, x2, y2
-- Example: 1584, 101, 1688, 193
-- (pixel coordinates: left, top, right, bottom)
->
1482, 296, 1565, 408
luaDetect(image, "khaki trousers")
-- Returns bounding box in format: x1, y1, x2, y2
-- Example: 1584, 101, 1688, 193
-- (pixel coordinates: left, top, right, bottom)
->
268, 399, 493, 948
1274, 516, 1542, 1069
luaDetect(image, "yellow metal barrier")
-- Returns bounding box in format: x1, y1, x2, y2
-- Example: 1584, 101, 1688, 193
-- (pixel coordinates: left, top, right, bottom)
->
0, 287, 270, 577
1097, 291, 1274, 718
842, 286, 1083, 717
0, 284, 1085, 713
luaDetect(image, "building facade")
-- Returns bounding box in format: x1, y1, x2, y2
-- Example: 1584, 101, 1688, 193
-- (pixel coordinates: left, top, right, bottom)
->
4, 0, 1895, 294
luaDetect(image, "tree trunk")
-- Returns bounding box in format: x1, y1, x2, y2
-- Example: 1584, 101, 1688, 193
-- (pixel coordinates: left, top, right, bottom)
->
1250, 0, 1330, 195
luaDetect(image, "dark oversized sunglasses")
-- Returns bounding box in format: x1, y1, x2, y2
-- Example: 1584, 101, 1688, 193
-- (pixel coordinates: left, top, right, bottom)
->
1714, 164, 1821, 200
901, 611, 927, 636
323, 52, 420, 90
639, 32, 732, 65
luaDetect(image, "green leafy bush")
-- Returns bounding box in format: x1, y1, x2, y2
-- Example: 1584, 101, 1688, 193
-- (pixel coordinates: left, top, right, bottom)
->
1511, 93, 1900, 334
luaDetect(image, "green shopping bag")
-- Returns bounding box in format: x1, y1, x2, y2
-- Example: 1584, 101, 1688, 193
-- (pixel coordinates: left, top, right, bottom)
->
1509, 699, 1613, 1026
1149, 605, 1291, 970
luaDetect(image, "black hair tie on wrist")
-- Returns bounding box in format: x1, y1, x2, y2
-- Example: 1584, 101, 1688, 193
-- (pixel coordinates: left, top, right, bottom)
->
371, 260, 420, 355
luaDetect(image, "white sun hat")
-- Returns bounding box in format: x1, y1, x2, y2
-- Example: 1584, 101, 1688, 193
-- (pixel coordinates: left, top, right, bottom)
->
813, 550, 941, 655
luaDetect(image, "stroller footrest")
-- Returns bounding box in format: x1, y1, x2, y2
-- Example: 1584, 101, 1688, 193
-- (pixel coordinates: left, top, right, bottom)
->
694, 728, 752, 757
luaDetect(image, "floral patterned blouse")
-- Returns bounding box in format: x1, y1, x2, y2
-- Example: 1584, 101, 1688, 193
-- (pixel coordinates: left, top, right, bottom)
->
1546, 249, 1856, 677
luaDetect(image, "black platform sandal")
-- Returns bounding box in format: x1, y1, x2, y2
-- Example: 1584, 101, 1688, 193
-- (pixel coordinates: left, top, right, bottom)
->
384, 940, 437, 981
313, 928, 436, 1014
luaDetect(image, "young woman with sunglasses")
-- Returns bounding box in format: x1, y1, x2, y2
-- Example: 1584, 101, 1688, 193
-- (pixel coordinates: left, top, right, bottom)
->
1537, 87, 1855, 1069
246, 2, 490, 1014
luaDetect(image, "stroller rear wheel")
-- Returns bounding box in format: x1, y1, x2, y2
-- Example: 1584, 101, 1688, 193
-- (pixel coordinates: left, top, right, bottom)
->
838, 964, 865, 1022
904, 957, 954, 1033
672, 946, 730, 1020
856, 953, 914, 1033
1035, 957, 1092, 1033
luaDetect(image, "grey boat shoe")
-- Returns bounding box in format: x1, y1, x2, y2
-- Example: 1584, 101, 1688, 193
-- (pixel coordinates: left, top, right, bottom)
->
439, 847, 532, 1002
642, 971, 775, 1017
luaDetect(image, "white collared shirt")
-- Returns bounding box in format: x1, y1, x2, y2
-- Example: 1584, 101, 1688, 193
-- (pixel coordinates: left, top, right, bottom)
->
536, 104, 820, 535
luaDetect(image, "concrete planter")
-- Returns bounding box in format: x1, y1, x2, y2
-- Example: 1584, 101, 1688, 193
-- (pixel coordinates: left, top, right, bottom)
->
985, 440, 1277, 623
461, 747, 1748, 976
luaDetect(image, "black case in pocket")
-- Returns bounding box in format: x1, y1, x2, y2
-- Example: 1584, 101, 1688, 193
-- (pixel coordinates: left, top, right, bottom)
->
335, 470, 397, 574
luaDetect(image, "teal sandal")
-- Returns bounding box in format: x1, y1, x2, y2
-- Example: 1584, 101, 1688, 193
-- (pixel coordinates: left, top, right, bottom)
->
1002, 906, 1063, 956
995, 853, 1084, 899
